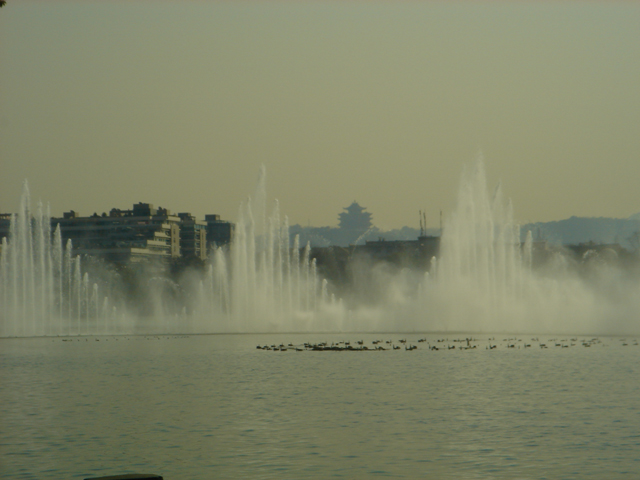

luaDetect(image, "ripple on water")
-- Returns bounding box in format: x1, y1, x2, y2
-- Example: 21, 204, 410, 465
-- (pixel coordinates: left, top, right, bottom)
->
1, 334, 640, 479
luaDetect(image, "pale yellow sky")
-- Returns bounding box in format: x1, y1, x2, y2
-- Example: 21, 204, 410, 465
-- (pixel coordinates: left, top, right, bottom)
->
1, 1, 639, 230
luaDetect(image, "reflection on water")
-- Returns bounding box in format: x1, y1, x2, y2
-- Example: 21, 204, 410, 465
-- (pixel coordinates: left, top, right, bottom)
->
1, 334, 639, 479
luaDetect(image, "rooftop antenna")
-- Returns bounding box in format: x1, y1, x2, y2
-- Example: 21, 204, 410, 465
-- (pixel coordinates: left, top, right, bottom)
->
419, 210, 424, 237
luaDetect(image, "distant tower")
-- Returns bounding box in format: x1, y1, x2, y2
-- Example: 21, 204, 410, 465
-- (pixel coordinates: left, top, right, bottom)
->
336, 201, 373, 245
338, 201, 372, 231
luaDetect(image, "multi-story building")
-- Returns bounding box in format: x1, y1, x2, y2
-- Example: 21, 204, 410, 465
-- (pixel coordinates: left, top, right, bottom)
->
178, 213, 207, 261
0, 213, 11, 243
51, 203, 181, 264
205, 214, 234, 248
1, 202, 236, 264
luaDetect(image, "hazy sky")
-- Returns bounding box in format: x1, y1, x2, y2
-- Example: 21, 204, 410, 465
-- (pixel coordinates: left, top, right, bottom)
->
1, 1, 639, 230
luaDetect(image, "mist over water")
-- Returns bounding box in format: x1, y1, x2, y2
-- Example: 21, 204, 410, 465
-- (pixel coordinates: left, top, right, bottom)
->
0, 171, 337, 336
324, 157, 640, 335
419, 158, 640, 335
2, 158, 640, 336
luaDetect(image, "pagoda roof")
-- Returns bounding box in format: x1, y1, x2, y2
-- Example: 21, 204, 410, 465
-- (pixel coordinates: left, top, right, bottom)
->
343, 201, 367, 212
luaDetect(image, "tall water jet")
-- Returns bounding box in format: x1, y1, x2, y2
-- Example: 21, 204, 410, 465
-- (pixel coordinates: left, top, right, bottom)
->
0, 181, 112, 337
1, 172, 333, 336
418, 154, 637, 334
435, 158, 524, 324
198, 193, 329, 332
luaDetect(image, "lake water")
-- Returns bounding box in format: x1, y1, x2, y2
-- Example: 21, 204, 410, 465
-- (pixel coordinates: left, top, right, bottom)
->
1, 333, 639, 479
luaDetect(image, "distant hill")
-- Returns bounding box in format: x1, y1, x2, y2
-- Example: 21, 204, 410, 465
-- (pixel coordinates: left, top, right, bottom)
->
522, 215, 640, 249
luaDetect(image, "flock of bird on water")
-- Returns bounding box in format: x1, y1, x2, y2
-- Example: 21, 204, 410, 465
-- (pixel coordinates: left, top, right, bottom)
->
53, 335, 639, 351
257, 336, 640, 352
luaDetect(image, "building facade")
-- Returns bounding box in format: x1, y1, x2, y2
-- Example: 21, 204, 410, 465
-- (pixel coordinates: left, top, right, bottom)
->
178, 213, 208, 261
51, 203, 182, 264
1, 202, 235, 264
205, 214, 234, 248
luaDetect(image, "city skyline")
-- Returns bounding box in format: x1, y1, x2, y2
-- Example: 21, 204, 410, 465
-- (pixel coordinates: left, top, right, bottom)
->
1, 2, 639, 230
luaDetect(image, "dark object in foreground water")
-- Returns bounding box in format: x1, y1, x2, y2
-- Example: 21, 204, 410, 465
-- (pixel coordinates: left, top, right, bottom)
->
84, 475, 163, 480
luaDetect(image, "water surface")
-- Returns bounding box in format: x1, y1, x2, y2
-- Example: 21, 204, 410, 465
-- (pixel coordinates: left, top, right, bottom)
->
2, 334, 639, 479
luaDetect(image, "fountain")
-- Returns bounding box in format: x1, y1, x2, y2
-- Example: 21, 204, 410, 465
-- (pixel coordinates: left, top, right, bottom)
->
416, 155, 640, 334
321, 154, 640, 335
197, 201, 325, 332
0, 173, 333, 337
0, 181, 115, 337
193, 166, 335, 332
2, 160, 639, 337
